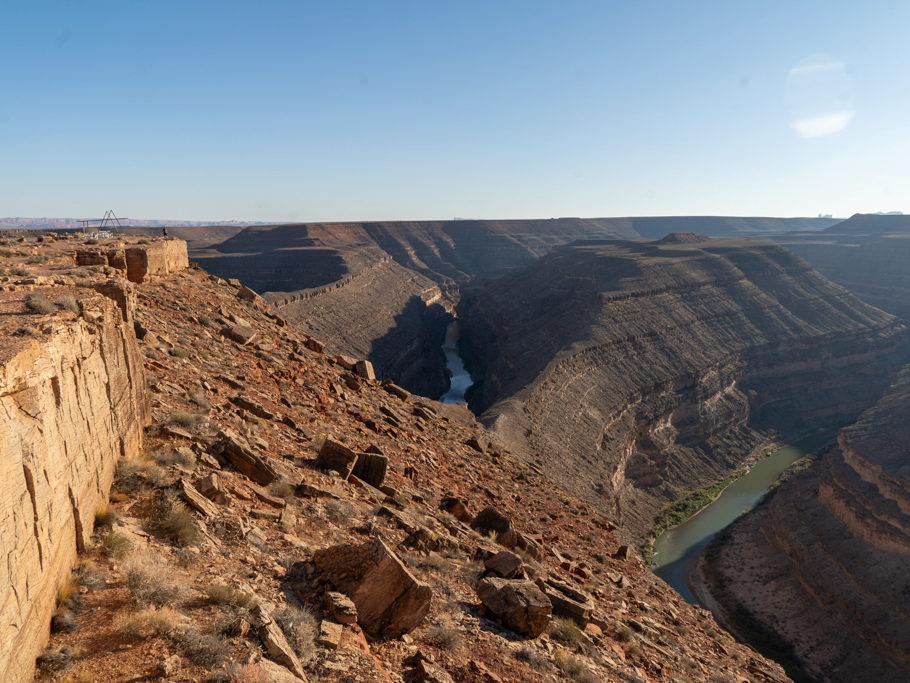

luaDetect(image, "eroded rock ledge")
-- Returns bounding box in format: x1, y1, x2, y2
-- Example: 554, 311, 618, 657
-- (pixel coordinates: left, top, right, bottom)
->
0, 271, 156, 679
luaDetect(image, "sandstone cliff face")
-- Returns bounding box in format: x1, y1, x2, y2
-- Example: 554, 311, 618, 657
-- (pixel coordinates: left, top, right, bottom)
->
0, 287, 150, 681
459, 239, 907, 539
704, 366, 910, 682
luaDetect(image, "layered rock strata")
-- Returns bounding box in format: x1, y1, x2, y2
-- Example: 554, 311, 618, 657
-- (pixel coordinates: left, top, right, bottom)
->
0, 286, 151, 681
459, 238, 907, 539
703, 366, 910, 682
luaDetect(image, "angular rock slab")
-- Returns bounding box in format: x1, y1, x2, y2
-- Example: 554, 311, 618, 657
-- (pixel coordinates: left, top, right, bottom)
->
476, 577, 551, 637
313, 538, 432, 637
217, 428, 278, 485
316, 438, 359, 480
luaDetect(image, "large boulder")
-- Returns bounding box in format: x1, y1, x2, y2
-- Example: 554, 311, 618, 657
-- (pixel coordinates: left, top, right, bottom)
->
470, 506, 518, 547
316, 439, 359, 480
476, 578, 551, 637
313, 538, 432, 637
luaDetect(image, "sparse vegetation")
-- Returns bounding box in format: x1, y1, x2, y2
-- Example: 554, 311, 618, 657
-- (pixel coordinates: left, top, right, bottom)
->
36, 645, 84, 677
324, 500, 355, 526
11, 266, 30, 276
170, 412, 208, 430
56, 295, 80, 314
555, 651, 597, 682
169, 346, 190, 358
269, 479, 295, 501
205, 583, 256, 609
515, 644, 549, 670
25, 294, 54, 314
176, 627, 232, 668
126, 559, 182, 607
114, 606, 180, 638
151, 498, 201, 546
427, 620, 462, 649
274, 605, 317, 663
94, 503, 118, 528
552, 616, 585, 648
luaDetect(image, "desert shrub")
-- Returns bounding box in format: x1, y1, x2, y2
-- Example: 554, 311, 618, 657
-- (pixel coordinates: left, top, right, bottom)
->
56, 575, 77, 608
94, 503, 118, 528
11, 266, 30, 276
615, 625, 633, 642
27, 254, 48, 264
514, 644, 549, 670
114, 606, 180, 638
460, 560, 485, 587
419, 552, 452, 574
170, 412, 208, 430
100, 529, 134, 560
205, 662, 270, 683
25, 294, 54, 314
552, 616, 585, 648
36, 645, 83, 676
274, 605, 317, 663
269, 479, 295, 501
151, 499, 200, 547
84, 238, 98, 245
169, 346, 190, 358
555, 651, 597, 682
153, 447, 196, 468
324, 500, 355, 526
205, 583, 256, 609
427, 621, 462, 650
56, 295, 80, 314
51, 608, 78, 634
126, 559, 181, 607
77, 559, 106, 591
0, 248, 13, 257
177, 628, 232, 668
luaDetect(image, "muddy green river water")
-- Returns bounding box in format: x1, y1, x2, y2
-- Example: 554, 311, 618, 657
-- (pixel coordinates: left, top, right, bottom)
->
652, 433, 832, 603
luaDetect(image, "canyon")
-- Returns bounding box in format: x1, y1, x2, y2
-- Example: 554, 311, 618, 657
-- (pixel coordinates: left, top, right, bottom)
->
2, 216, 907, 682
0, 233, 792, 682
702, 365, 910, 682
457, 237, 907, 541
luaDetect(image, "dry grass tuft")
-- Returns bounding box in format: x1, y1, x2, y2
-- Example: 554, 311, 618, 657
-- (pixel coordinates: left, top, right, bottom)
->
56, 295, 80, 314
125, 559, 182, 607
25, 294, 54, 314
205, 583, 256, 609
114, 606, 180, 638
274, 605, 317, 663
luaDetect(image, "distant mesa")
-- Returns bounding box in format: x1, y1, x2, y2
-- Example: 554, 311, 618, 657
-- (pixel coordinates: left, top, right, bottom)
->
656, 232, 710, 244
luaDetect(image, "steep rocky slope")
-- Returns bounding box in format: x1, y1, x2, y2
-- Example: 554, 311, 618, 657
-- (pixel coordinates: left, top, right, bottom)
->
702, 366, 910, 682
0, 235, 789, 682
458, 238, 907, 541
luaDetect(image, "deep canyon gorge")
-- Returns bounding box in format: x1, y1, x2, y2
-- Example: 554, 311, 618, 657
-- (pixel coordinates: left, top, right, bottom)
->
2, 215, 908, 681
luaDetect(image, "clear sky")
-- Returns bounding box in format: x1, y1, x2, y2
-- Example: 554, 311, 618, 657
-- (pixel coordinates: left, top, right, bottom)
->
2, 1, 909, 222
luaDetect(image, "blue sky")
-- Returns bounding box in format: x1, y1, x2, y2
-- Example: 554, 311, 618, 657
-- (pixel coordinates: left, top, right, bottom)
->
2, 1, 909, 221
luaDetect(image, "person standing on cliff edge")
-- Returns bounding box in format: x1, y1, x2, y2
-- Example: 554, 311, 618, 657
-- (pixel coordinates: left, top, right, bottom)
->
162, 226, 168, 238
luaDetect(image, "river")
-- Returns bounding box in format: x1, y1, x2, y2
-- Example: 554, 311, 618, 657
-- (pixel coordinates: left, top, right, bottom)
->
652, 432, 832, 603
439, 321, 473, 403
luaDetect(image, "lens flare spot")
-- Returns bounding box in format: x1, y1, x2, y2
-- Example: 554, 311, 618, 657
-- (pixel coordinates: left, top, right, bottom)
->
786, 56, 854, 138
